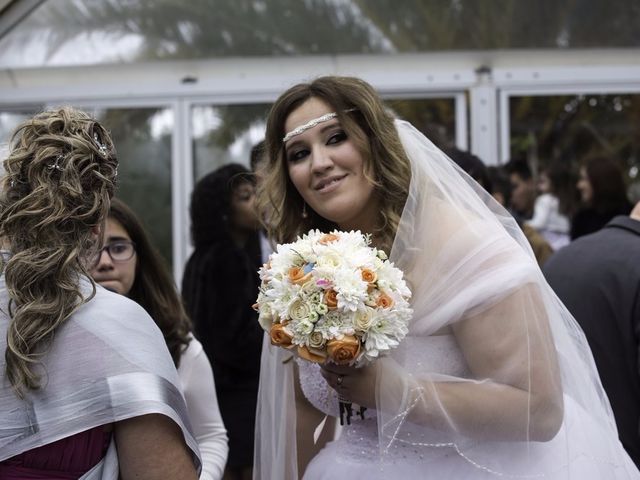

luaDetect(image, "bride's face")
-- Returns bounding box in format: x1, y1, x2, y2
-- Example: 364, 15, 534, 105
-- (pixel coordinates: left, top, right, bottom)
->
283, 97, 379, 233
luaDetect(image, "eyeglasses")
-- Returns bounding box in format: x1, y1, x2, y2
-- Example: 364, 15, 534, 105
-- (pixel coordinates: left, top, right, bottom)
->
94, 241, 136, 264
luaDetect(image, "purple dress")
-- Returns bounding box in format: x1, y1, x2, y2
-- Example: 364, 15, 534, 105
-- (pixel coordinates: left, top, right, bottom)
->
0, 425, 111, 479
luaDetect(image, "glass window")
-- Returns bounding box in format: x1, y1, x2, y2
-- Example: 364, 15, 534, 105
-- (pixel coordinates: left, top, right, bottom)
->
192, 97, 458, 181
509, 93, 640, 201
388, 97, 458, 150
2, 0, 639, 68
192, 104, 270, 180
0, 108, 44, 173
95, 107, 174, 265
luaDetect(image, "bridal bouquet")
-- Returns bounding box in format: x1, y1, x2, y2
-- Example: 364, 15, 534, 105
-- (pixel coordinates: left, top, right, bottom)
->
254, 230, 413, 422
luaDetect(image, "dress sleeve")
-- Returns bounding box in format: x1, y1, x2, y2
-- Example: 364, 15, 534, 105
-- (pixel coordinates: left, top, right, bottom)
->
179, 340, 229, 480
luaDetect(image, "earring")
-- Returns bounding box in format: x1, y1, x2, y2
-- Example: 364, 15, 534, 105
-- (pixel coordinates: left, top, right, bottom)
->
301, 202, 308, 219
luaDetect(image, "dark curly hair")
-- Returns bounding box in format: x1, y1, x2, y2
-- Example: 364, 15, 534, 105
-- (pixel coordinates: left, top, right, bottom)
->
189, 163, 256, 247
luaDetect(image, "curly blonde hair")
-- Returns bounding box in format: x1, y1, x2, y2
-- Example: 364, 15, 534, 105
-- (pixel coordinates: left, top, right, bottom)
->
257, 76, 412, 253
0, 107, 118, 395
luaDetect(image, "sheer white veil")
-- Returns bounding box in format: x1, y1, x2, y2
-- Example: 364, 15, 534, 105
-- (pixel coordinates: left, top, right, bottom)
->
254, 119, 636, 478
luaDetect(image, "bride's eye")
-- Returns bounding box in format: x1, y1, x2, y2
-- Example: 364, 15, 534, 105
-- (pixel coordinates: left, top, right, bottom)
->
287, 148, 309, 163
327, 131, 347, 145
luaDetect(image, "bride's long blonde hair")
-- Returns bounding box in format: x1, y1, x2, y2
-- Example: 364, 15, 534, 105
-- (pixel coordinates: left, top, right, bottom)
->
0, 107, 118, 395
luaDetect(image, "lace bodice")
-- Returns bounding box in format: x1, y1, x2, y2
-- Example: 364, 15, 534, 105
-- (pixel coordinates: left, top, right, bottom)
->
298, 334, 470, 465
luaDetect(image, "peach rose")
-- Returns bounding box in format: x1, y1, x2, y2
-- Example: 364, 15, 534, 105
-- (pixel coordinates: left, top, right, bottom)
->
288, 266, 312, 285
376, 292, 394, 309
318, 233, 339, 245
360, 268, 377, 285
297, 345, 327, 363
323, 289, 338, 310
270, 323, 293, 348
327, 335, 361, 365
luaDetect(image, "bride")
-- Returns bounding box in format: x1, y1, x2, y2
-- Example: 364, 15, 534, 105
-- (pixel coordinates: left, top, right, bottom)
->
253, 76, 639, 479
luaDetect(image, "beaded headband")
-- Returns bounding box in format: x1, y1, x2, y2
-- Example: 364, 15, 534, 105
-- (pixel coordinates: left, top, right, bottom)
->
282, 108, 356, 143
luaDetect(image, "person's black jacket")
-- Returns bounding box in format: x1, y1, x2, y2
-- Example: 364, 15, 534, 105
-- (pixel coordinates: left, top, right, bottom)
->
544, 216, 640, 468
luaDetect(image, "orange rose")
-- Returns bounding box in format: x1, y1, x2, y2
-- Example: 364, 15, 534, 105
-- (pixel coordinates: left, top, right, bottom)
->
324, 289, 338, 310
376, 292, 394, 309
270, 323, 293, 348
288, 266, 312, 285
361, 268, 377, 285
327, 336, 361, 365
297, 345, 327, 363
318, 233, 339, 245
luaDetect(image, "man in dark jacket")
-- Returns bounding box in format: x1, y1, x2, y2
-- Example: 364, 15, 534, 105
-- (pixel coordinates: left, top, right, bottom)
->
543, 202, 640, 468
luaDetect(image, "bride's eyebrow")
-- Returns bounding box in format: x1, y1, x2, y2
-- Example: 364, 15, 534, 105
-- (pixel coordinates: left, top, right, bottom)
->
284, 121, 342, 153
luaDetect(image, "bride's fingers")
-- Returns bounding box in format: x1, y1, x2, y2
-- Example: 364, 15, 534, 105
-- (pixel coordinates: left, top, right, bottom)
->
320, 368, 347, 390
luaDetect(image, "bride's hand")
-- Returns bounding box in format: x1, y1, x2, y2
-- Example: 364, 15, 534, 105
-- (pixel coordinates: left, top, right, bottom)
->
320, 362, 379, 409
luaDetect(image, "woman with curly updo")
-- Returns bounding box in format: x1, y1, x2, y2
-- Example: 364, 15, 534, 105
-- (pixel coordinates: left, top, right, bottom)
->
0, 108, 199, 479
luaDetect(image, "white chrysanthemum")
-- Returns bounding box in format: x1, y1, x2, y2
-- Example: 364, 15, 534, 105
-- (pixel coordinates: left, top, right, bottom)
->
377, 261, 412, 298
333, 268, 368, 312
363, 308, 412, 360
314, 250, 343, 270
269, 243, 300, 275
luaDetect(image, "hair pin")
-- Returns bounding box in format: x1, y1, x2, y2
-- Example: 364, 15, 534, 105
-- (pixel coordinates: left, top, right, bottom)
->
94, 132, 108, 157
47, 154, 64, 172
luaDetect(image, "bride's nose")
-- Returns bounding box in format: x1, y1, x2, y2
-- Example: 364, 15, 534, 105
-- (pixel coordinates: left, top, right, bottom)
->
310, 147, 334, 173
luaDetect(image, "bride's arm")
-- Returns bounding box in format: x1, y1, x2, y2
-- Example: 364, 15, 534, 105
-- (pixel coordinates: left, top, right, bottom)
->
420, 284, 563, 441
294, 361, 336, 474
328, 283, 563, 442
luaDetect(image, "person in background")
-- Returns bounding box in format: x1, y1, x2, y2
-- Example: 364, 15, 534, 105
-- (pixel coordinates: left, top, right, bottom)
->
571, 155, 632, 239
0, 107, 199, 479
525, 162, 577, 250
182, 164, 263, 480
544, 201, 640, 468
451, 150, 553, 266
504, 157, 537, 222
91, 198, 229, 480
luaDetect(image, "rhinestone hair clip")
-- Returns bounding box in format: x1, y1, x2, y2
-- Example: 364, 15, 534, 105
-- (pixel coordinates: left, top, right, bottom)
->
282, 108, 356, 143
47, 154, 64, 172
94, 132, 108, 158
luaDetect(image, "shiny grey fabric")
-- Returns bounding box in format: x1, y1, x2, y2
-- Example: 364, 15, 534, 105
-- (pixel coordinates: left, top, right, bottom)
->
0, 276, 201, 473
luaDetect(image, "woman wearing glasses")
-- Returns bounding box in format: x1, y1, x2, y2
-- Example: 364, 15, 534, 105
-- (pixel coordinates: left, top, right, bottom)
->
91, 198, 229, 480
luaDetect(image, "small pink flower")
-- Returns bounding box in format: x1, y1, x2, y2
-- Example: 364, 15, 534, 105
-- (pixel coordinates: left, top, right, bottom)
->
316, 279, 331, 288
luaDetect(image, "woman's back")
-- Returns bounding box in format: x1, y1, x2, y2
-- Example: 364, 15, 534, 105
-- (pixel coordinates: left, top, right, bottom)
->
0, 107, 200, 479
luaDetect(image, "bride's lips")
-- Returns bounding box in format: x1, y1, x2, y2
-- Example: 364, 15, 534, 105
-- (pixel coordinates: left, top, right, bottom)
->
314, 174, 347, 193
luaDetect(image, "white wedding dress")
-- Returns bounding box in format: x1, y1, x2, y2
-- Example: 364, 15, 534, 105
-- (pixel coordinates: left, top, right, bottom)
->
300, 334, 639, 479
253, 120, 639, 480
